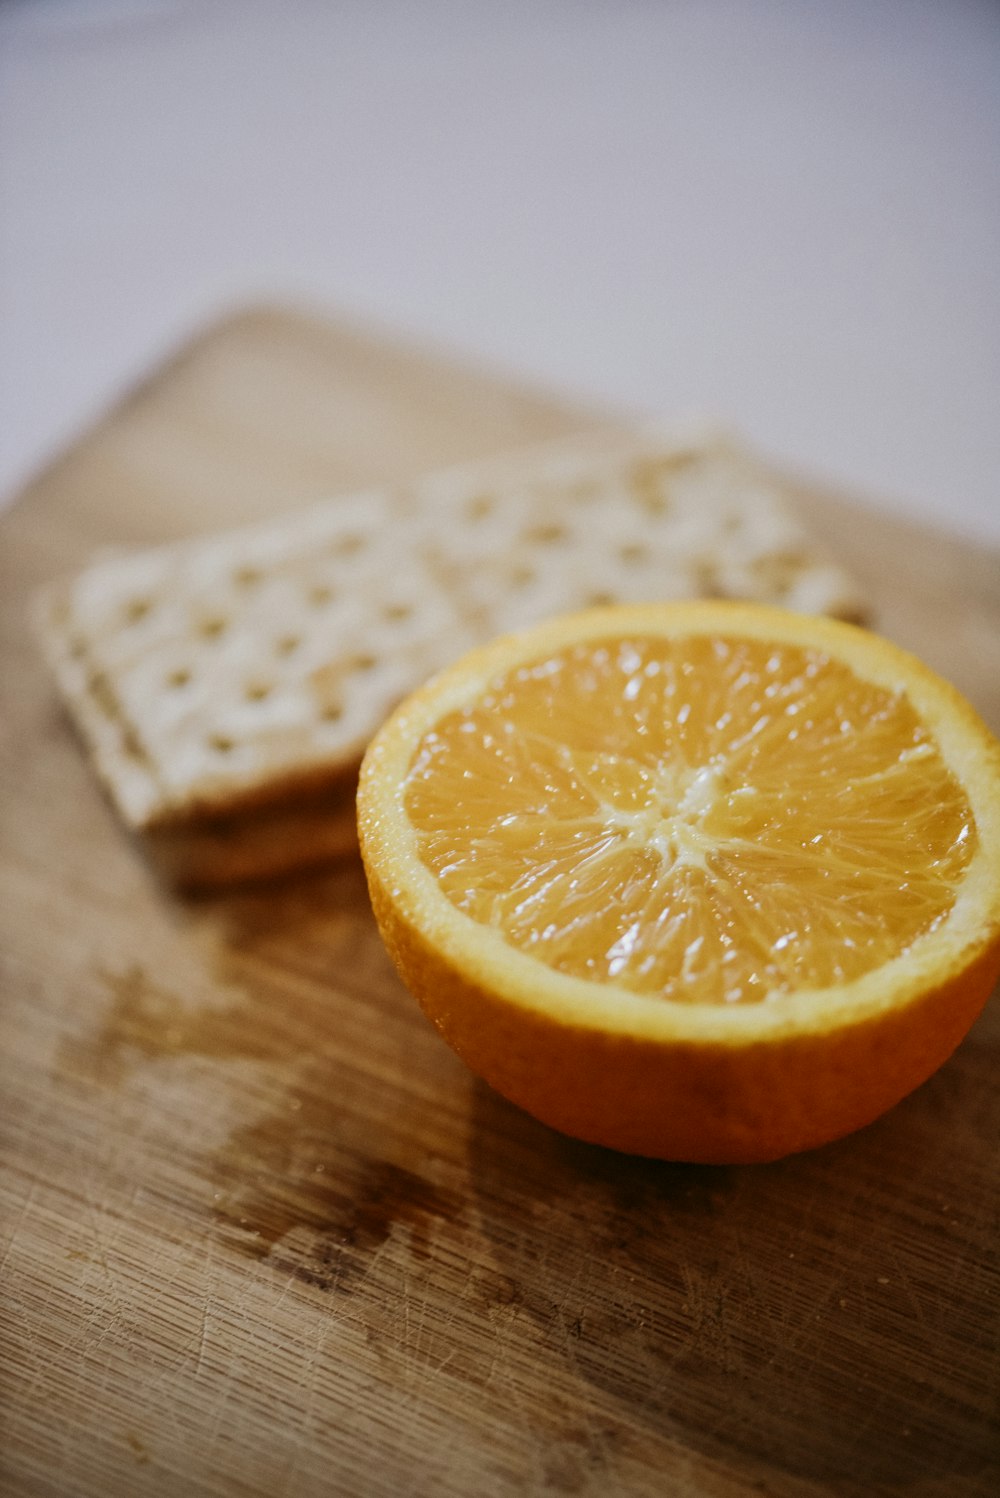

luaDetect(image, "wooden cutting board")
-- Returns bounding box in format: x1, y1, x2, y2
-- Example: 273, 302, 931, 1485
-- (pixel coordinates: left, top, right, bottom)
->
2, 306, 998, 1498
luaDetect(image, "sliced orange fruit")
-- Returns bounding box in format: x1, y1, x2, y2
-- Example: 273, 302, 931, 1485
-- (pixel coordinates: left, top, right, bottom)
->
357, 602, 1000, 1163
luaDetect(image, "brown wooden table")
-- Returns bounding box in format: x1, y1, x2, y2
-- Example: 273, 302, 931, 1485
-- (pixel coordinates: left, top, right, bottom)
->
2, 307, 998, 1497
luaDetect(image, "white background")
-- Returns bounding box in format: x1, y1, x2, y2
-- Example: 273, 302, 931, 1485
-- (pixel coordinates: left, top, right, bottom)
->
2, 0, 998, 543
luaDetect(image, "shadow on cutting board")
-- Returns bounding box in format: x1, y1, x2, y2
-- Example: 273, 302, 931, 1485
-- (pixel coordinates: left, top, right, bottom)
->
463, 1040, 999, 1495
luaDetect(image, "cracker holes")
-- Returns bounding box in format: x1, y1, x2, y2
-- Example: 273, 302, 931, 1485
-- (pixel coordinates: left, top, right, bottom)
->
510, 565, 535, 589
348, 652, 377, 673
320, 702, 344, 723
244, 682, 273, 703
331, 533, 364, 558
748, 551, 809, 603
87, 669, 111, 703
382, 602, 413, 624
525, 522, 568, 545
630, 451, 701, 517
636, 493, 671, 519
124, 598, 152, 625
199, 617, 228, 641
208, 734, 235, 754
233, 565, 262, 587
166, 667, 192, 689
465, 494, 494, 522
693, 560, 726, 599
276, 634, 301, 657
619, 543, 648, 565
120, 726, 145, 761
587, 591, 618, 608
753, 548, 809, 578
308, 583, 335, 607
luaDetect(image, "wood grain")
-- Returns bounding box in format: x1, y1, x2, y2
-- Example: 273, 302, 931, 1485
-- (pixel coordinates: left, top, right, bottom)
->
1, 306, 998, 1498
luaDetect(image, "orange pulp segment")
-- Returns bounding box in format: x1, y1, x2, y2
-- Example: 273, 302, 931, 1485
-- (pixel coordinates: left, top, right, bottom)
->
405, 632, 975, 1005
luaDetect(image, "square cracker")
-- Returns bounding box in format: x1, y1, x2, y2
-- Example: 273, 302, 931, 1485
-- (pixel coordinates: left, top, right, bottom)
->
34, 424, 869, 887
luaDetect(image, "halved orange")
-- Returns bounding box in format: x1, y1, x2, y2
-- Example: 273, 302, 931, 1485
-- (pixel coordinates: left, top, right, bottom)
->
357, 602, 1000, 1163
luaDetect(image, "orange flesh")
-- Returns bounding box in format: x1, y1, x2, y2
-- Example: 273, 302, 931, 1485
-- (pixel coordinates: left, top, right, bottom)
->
404, 636, 976, 1003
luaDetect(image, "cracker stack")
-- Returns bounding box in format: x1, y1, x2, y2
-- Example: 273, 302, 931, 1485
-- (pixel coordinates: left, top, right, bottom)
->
35, 426, 868, 888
